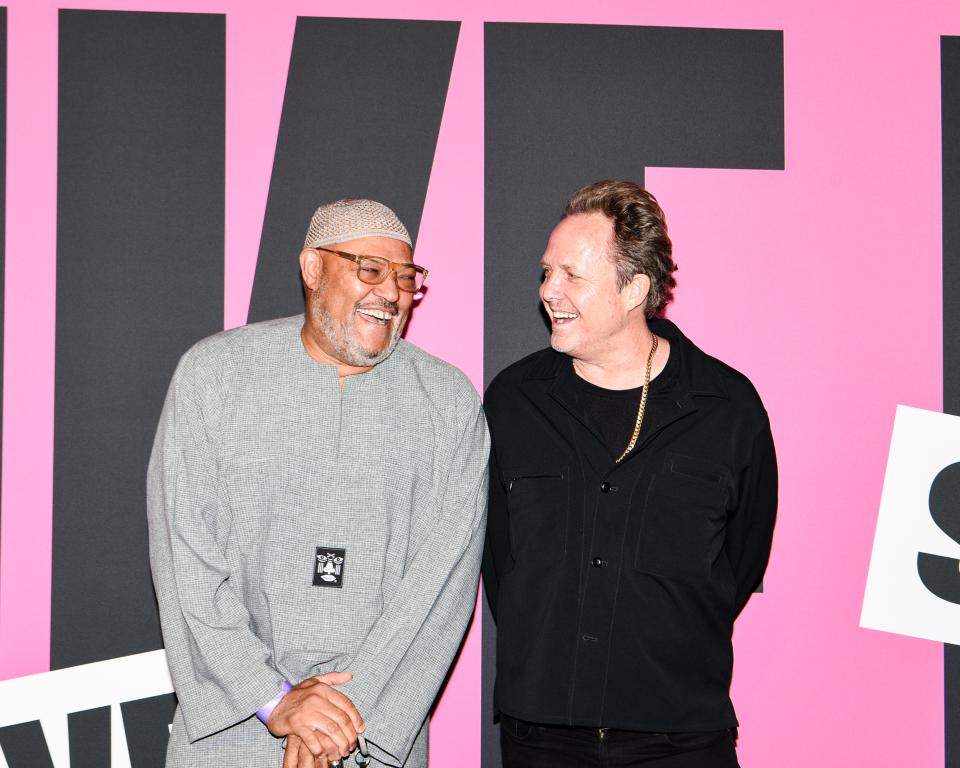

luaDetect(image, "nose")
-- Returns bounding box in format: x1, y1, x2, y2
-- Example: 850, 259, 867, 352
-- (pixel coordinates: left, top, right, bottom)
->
541, 270, 562, 301
373, 269, 401, 302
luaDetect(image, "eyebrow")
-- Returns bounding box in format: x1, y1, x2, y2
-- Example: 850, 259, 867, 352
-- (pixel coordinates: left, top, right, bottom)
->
540, 261, 577, 272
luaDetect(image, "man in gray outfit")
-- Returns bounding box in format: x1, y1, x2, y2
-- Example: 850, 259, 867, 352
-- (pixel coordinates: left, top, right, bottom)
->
148, 199, 489, 768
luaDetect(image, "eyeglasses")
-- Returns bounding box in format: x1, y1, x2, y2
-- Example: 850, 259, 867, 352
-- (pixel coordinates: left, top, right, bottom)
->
316, 247, 428, 293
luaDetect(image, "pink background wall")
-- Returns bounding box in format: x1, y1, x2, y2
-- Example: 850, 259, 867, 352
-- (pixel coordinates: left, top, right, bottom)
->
1, 0, 956, 765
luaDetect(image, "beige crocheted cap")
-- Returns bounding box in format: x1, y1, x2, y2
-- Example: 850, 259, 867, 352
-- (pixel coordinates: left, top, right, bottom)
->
304, 199, 412, 249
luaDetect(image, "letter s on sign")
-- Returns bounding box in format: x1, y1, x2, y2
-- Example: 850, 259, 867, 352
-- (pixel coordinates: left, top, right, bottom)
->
917, 462, 960, 604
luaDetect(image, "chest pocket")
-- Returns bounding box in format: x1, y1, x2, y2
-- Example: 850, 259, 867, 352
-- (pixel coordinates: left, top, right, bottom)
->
634, 453, 730, 582
503, 466, 569, 568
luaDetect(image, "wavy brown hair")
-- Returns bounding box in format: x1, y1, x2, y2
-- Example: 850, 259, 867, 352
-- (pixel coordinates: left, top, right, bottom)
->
564, 180, 677, 318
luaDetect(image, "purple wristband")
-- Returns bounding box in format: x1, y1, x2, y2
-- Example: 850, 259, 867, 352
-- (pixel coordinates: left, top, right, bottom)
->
256, 680, 293, 724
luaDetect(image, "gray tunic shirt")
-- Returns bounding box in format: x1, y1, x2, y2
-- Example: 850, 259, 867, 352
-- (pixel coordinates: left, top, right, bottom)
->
147, 316, 489, 767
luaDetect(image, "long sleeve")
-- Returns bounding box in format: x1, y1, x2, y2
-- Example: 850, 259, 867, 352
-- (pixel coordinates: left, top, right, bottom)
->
147, 351, 284, 742
336, 393, 490, 767
481, 424, 512, 623
725, 420, 779, 616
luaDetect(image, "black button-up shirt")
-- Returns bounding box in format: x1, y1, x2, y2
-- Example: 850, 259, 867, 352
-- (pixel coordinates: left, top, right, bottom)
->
482, 319, 777, 732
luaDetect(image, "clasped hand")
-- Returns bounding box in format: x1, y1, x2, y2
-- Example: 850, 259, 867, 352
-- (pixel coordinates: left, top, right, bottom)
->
266, 672, 364, 768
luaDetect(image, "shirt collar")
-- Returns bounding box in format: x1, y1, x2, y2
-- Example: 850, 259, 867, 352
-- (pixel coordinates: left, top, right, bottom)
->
523, 317, 728, 400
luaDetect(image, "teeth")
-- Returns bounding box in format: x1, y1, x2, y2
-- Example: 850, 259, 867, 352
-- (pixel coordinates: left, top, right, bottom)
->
553, 311, 578, 319
358, 308, 394, 321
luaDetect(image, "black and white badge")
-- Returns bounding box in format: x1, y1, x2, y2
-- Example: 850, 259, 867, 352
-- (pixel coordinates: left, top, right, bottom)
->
313, 547, 346, 588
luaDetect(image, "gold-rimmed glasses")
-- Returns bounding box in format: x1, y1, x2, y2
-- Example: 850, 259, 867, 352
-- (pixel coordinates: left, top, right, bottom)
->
315, 247, 428, 293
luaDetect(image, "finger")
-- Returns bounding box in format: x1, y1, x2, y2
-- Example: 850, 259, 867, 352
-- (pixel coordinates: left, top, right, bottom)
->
301, 698, 355, 754
313, 671, 352, 686
294, 727, 324, 758
283, 736, 299, 768
311, 716, 351, 757
321, 688, 365, 732
296, 740, 314, 768
330, 707, 359, 749
301, 727, 344, 762
314, 700, 357, 741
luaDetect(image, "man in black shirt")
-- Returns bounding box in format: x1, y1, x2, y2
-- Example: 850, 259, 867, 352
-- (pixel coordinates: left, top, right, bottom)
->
482, 180, 777, 768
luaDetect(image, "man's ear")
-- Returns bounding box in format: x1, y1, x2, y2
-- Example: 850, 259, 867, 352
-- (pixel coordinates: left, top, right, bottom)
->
623, 272, 651, 314
299, 248, 323, 292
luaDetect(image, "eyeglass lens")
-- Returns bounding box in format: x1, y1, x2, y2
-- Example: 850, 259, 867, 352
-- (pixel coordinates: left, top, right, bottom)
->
358, 257, 424, 292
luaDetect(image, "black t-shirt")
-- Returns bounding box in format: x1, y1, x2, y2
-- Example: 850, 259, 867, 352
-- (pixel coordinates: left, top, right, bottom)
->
571, 340, 680, 460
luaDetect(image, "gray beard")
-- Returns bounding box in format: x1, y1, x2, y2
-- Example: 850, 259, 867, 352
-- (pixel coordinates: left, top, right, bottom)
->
312, 299, 403, 367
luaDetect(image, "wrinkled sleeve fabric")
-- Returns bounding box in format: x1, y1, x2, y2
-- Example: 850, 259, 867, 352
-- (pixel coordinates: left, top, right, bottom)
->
337, 389, 490, 767
726, 419, 778, 616
147, 349, 284, 743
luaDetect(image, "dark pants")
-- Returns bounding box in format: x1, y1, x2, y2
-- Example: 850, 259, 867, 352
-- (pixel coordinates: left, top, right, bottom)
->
500, 715, 740, 768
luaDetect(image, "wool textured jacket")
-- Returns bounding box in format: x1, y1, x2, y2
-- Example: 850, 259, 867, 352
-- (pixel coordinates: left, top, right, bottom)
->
482, 318, 777, 732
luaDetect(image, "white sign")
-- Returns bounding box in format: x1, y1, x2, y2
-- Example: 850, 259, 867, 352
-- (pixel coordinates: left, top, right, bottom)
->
0, 650, 173, 768
861, 405, 960, 644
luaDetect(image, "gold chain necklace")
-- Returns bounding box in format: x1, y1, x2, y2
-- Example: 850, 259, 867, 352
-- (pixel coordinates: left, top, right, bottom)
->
614, 334, 659, 464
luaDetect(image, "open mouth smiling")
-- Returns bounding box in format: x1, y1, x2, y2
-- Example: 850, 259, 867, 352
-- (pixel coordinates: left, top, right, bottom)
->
356, 307, 396, 325
357, 307, 395, 325
551, 310, 579, 324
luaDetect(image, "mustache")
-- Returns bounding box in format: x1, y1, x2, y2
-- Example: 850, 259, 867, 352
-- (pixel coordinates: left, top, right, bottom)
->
355, 298, 400, 314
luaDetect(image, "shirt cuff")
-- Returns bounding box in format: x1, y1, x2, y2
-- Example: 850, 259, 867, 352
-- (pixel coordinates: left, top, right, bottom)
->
255, 680, 293, 725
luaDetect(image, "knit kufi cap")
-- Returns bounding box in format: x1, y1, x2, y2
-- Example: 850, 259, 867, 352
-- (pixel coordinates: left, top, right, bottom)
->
304, 199, 412, 249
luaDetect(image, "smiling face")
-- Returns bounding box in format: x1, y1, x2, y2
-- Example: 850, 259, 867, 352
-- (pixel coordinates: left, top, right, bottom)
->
300, 235, 415, 370
539, 212, 648, 364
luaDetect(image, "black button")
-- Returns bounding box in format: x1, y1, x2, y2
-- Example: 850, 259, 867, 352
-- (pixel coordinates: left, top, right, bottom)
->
600, 481, 612, 493
592, 557, 605, 568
